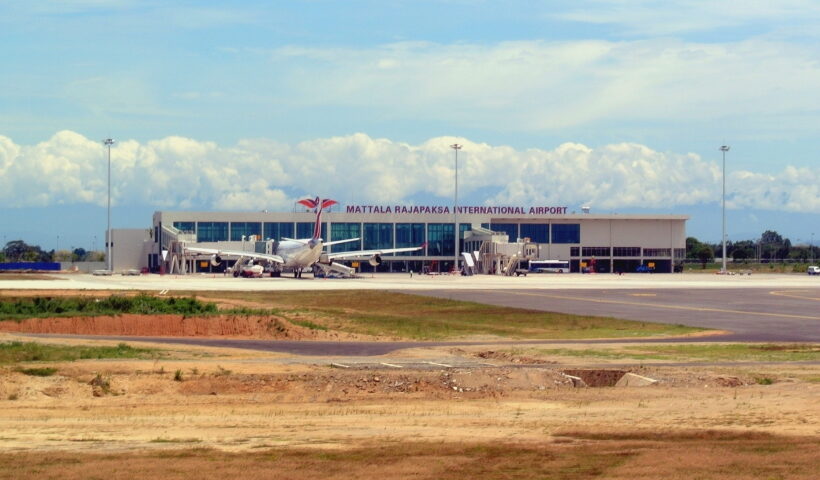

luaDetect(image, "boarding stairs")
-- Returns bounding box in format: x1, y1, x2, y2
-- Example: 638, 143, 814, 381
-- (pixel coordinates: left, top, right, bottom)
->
159, 224, 197, 274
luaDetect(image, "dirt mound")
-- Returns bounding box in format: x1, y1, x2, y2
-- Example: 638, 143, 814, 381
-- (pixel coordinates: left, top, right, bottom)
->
0, 314, 330, 340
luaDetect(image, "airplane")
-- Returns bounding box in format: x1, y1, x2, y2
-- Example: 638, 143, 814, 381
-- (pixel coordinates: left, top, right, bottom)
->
184, 197, 424, 278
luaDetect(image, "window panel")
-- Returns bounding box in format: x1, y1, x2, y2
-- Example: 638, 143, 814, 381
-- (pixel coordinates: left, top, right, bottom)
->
230, 222, 261, 241
551, 224, 580, 244
296, 222, 326, 240
519, 224, 548, 243
172, 221, 195, 234
582, 247, 611, 257
613, 247, 641, 257
196, 222, 228, 242
364, 223, 393, 250
490, 223, 518, 242
396, 223, 425, 256
331, 223, 361, 252
427, 223, 454, 256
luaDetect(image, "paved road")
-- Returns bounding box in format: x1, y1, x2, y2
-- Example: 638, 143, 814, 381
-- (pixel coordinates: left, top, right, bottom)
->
10, 283, 820, 356
415, 287, 820, 342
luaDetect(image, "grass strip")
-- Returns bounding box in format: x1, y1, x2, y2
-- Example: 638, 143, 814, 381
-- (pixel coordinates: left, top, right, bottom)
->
192, 290, 705, 340
0, 294, 218, 321
0, 341, 162, 364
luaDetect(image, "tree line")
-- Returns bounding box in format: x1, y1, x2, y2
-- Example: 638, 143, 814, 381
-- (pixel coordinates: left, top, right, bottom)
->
1, 240, 104, 263
687, 230, 818, 267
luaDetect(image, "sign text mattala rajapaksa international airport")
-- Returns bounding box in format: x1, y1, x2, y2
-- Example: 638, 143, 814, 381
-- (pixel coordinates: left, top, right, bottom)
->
345, 205, 569, 215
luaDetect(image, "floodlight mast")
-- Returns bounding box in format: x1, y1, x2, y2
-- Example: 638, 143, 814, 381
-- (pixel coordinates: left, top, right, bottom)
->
720, 145, 730, 273
451, 143, 462, 273
104, 138, 115, 272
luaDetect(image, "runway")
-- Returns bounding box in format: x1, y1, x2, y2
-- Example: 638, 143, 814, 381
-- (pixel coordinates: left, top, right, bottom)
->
4, 272, 820, 355
415, 287, 820, 342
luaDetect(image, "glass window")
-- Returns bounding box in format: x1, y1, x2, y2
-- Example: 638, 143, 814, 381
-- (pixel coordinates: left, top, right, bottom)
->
264, 222, 295, 241
582, 247, 611, 257
396, 223, 425, 256
519, 224, 548, 243
570, 247, 580, 256
491, 223, 518, 242
459, 223, 471, 253
613, 247, 641, 257
364, 223, 393, 251
296, 222, 326, 240
480, 223, 490, 230
427, 223, 454, 256
551, 224, 580, 244
172, 221, 195, 234
331, 222, 361, 252
196, 222, 228, 242
644, 248, 672, 257
230, 222, 261, 241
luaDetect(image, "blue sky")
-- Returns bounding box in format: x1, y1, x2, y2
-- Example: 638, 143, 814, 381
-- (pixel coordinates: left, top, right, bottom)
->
1, 1, 818, 250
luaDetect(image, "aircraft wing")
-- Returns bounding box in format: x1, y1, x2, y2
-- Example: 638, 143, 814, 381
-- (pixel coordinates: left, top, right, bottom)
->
185, 246, 284, 264
327, 245, 423, 260
323, 237, 361, 247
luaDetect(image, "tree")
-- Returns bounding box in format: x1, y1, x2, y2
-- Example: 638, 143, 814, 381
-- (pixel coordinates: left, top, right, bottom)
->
696, 245, 714, 269
731, 240, 756, 262
2, 240, 52, 263
686, 237, 703, 259
761, 230, 783, 245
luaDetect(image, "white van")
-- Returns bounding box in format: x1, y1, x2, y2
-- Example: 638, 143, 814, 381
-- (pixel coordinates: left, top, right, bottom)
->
808, 266, 820, 275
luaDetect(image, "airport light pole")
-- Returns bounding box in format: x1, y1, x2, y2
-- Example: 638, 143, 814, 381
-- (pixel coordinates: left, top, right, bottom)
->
812, 232, 815, 263
104, 138, 115, 272
451, 143, 462, 273
720, 145, 730, 273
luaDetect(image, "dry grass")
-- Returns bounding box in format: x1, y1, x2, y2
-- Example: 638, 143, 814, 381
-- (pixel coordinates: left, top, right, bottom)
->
190, 290, 703, 340
0, 432, 817, 480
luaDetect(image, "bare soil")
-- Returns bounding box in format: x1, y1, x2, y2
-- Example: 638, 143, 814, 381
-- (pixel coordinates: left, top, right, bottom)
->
0, 313, 373, 341
0, 295, 818, 478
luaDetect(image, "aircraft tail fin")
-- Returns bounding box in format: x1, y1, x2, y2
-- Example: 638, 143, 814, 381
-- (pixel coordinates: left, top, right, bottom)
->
297, 196, 337, 240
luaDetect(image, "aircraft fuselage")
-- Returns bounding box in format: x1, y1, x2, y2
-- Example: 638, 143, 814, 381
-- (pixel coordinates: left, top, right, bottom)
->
275, 239, 324, 269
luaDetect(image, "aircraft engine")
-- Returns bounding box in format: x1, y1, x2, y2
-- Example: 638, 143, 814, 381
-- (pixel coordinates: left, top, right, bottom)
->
210, 254, 222, 267
368, 254, 382, 267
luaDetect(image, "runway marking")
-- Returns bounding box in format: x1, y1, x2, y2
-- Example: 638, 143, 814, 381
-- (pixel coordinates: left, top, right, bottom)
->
380, 362, 404, 368
629, 293, 657, 297
425, 361, 453, 368
769, 290, 820, 302
474, 290, 820, 321
330, 363, 350, 369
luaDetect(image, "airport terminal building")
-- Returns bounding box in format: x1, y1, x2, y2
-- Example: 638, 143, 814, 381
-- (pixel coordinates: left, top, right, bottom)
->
113, 202, 688, 274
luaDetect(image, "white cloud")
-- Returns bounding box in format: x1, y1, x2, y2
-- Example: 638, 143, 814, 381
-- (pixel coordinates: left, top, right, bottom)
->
268, 37, 820, 136
554, 0, 820, 36
0, 131, 817, 214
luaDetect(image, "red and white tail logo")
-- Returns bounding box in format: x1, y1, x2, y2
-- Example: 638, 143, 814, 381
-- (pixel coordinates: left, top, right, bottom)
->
297, 197, 337, 240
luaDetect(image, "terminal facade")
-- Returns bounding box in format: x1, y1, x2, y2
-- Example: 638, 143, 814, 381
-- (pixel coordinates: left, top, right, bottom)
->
113, 203, 688, 274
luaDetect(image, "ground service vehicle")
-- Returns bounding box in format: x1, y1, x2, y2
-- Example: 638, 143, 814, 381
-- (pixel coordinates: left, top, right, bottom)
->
808, 266, 820, 275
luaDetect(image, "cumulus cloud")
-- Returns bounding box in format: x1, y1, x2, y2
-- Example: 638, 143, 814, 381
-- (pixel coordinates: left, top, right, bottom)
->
0, 131, 816, 214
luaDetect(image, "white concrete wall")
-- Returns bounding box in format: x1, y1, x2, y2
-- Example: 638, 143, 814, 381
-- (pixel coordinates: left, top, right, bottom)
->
112, 229, 152, 271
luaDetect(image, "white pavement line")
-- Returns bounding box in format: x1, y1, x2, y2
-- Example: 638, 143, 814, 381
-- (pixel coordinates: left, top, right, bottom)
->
425, 361, 453, 368
380, 362, 404, 368
330, 363, 350, 369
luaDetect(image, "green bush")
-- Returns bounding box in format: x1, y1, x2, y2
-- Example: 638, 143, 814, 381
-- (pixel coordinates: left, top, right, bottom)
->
0, 294, 219, 321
